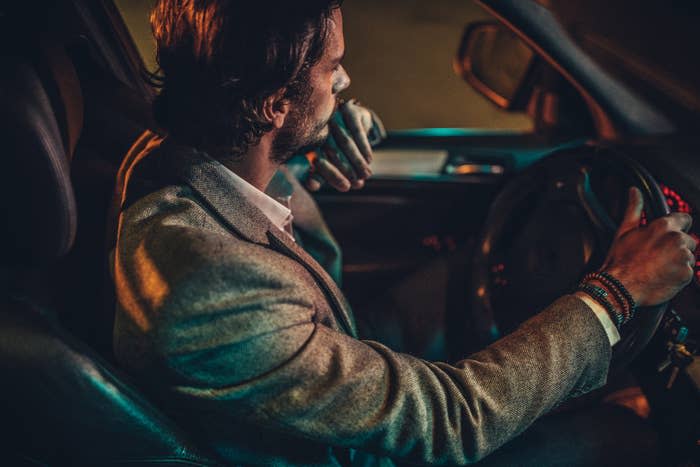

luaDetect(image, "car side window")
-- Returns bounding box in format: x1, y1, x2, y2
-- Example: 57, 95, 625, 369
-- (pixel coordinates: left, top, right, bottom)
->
115, 0, 533, 132
114, 0, 158, 73
341, 1, 532, 132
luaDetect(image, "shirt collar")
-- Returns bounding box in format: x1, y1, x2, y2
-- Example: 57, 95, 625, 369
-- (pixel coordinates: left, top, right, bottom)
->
219, 166, 294, 240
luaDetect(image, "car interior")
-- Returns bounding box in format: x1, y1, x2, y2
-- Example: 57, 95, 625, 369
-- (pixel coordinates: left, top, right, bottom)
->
1, 0, 698, 465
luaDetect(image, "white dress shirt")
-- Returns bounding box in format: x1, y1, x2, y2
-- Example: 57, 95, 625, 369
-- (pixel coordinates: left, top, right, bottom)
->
221, 167, 295, 242
576, 293, 621, 346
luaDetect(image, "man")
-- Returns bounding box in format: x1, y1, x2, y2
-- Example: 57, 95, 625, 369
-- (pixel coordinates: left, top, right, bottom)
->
112, 1, 696, 465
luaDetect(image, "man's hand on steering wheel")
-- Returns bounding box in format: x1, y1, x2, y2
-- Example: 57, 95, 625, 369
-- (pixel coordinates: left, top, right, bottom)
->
306, 99, 385, 192
601, 187, 697, 307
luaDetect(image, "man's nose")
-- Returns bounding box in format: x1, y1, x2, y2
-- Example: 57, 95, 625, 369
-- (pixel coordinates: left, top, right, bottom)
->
333, 65, 351, 94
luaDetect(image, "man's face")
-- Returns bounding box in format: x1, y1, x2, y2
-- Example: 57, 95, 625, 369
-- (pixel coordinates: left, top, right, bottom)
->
272, 9, 350, 162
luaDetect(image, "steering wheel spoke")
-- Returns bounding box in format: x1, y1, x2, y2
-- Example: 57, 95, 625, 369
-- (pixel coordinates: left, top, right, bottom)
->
577, 166, 617, 235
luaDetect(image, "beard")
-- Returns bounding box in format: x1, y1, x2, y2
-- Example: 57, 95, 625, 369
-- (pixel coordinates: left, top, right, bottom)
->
270, 99, 331, 164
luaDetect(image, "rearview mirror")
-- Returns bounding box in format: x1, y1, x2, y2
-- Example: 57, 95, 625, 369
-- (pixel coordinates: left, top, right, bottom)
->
454, 22, 536, 110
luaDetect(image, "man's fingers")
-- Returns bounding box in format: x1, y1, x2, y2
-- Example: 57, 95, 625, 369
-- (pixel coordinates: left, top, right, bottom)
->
366, 108, 387, 146
663, 212, 694, 233
309, 103, 379, 193
305, 166, 365, 192
683, 231, 698, 252
616, 187, 644, 239
680, 212, 693, 233
329, 119, 372, 180
340, 104, 374, 165
315, 158, 352, 192
324, 129, 358, 182
652, 212, 694, 234
305, 173, 323, 192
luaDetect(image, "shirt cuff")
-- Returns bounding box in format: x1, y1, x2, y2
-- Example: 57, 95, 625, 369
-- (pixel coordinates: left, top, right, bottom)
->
574, 292, 621, 346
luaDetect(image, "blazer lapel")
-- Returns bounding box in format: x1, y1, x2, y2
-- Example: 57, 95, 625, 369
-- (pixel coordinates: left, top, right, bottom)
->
162, 141, 358, 337
266, 229, 357, 337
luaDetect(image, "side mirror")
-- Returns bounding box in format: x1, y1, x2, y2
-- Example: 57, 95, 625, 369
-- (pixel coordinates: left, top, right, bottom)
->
454, 21, 536, 110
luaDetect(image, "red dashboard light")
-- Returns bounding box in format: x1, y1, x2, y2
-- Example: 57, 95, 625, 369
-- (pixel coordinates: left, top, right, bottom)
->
660, 183, 693, 214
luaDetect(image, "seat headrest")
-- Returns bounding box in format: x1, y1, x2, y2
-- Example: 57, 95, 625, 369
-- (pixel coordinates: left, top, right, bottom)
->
0, 47, 84, 267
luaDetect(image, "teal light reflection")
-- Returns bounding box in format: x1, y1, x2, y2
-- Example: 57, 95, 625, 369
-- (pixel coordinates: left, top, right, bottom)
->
390, 128, 528, 138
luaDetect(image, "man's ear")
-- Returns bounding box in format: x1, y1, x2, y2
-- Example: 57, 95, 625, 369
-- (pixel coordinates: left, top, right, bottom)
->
263, 88, 290, 129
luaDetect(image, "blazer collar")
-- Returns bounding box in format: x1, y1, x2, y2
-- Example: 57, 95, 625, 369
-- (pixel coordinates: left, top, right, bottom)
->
163, 140, 273, 246
160, 140, 358, 336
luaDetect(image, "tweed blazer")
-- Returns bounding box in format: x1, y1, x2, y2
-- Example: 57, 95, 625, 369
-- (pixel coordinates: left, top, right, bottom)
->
112, 133, 612, 466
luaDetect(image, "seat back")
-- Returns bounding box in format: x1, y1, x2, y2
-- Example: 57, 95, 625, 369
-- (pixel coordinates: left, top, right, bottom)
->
0, 298, 218, 466
0, 7, 221, 465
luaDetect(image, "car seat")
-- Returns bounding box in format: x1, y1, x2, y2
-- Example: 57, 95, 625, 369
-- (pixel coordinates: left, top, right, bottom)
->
0, 28, 222, 467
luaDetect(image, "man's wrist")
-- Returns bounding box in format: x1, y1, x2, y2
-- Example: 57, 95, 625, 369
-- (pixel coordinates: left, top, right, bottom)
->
605, 267, 645, 306
581, 271, 638, 325
573, 291, 622, 346
577, 282, 624, 327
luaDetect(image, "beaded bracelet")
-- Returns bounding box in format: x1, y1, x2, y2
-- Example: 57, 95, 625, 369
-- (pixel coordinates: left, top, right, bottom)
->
599, 271, 637, 315
583, 273, 631, 321
583, 271, 637, 321
576, 282, 625, 328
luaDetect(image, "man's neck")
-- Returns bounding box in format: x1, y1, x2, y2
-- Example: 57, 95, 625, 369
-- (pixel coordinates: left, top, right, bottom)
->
221, 134, 280, 192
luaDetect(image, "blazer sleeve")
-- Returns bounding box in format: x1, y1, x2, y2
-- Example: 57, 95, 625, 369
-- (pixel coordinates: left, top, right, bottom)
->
117, 225, 611, 466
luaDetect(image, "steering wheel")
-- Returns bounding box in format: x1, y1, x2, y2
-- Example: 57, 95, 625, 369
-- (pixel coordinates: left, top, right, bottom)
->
470, 145, 670, 371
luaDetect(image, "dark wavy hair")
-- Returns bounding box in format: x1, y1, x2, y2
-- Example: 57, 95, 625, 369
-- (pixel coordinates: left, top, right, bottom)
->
150, 0, 343, 156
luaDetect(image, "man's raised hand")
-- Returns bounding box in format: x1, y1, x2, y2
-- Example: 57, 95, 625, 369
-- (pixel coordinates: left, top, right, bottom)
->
306, 100, 385, 192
